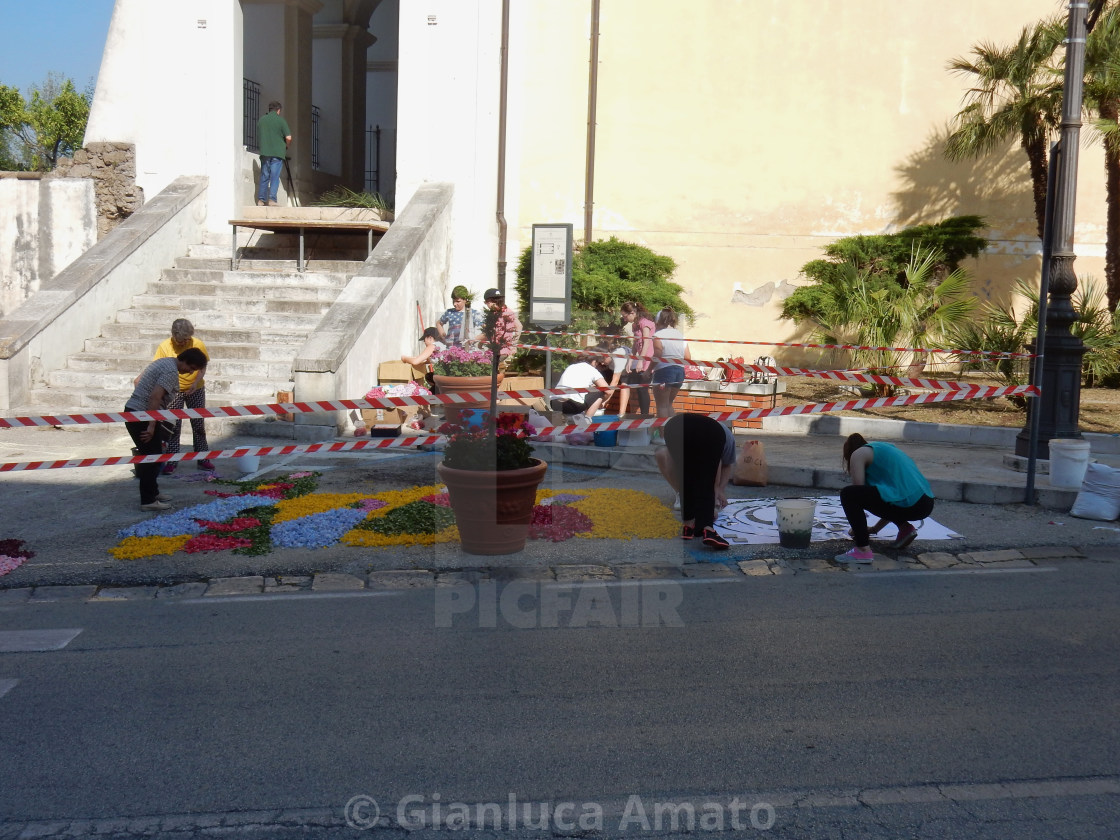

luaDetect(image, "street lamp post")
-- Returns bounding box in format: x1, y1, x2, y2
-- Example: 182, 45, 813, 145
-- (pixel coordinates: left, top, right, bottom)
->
1016, 1, 1089, 460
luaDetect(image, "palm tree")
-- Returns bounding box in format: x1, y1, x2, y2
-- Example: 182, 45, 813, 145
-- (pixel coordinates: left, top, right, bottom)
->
811, 248, 977, 396
1084, 4, 1120, 310
945, 18, 1065, 240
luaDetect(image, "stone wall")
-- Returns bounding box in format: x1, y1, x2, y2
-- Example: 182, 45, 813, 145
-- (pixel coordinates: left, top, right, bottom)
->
0, 175, 97, 318
53, 142, 144, 239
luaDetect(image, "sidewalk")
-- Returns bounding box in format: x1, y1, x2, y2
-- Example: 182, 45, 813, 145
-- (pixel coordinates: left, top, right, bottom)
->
0, 416, 1117, 594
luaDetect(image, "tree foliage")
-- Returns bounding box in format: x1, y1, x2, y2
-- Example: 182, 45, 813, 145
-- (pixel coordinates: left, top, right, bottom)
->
780, 216, 987, 323
0, 73, 91, 171
511, 236, 692, 374
952, 275, 1120, 397
780, 219, 986, 395
514, 236, 691, 328
944, 19, 1064, 239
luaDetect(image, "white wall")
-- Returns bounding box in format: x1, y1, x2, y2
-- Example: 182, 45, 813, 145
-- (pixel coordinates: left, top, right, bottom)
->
86, 0, 243, 230
0, 178, 97, 318
396, 0, 501, 300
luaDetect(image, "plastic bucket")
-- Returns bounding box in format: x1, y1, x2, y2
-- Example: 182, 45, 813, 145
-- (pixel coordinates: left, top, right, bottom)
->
618, 427, 650, 447
1048, 438, 1091, 488
593, 415, 619, 447
236, 454, 260, 474
775, 499, 816, 549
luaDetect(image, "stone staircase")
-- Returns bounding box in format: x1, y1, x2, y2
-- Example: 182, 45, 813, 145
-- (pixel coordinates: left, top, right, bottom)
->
24, 229, 376, 438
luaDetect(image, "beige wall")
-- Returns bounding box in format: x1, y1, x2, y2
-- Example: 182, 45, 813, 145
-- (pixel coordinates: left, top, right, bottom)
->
507, 0, 1108, 363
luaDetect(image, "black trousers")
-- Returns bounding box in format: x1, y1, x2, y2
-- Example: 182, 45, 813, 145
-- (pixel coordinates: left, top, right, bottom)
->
126, 417, 169, 504
840, 484, 934, 545
664, 413, 726, 532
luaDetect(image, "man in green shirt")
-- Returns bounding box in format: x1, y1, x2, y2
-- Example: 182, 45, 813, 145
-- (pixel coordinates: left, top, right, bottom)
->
256, 100, 292, 206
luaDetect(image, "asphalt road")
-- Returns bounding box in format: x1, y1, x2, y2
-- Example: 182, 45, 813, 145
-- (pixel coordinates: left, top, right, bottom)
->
1, 560, 1118, 838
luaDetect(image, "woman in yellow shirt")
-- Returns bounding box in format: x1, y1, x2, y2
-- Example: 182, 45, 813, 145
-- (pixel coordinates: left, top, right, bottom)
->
151, 319, 211, 473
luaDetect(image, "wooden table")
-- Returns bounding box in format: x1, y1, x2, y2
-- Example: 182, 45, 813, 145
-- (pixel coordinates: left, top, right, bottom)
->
228, 217, 391, 271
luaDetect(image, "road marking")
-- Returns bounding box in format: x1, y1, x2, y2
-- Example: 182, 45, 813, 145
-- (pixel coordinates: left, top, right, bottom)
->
0, 628, 83, 652
0, 678, 17, 698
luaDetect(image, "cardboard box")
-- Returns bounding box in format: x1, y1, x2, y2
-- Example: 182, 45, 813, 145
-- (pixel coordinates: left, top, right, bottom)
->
362, 405, 422, 428
378, 360, 424, 384
498, 375, 547, 412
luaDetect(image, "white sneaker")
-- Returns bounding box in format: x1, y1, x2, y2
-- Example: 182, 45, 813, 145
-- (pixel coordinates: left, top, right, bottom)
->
673, 494, 681, 511
573, 414, 592, 428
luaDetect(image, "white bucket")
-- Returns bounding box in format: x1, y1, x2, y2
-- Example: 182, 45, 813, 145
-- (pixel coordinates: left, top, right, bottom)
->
1048, 438, 1091, 488
618, 428, 651, 447
236, 454, 261, 474
775, 499, 816, 549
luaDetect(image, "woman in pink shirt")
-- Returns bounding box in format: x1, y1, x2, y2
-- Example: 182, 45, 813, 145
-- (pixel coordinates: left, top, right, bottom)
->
620, 301, 655, 416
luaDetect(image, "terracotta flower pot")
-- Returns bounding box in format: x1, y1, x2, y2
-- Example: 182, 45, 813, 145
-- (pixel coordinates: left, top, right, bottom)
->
433, 373, 503, 423
437, 458, 547, 555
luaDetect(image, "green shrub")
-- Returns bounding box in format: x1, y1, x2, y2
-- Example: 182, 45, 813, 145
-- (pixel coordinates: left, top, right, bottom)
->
510, 237, 692, 375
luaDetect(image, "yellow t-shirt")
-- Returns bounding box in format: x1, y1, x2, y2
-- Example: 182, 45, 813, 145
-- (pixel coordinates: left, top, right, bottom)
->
153, 337, 209, 391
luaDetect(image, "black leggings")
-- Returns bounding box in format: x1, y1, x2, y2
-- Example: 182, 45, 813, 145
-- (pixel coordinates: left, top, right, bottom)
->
840, 484, 934, 546
664, 413, 726, 532
624, 370, 651, 415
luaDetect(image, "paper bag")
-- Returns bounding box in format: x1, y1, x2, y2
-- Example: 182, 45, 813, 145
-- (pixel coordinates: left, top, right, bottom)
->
732, 439, 768, 486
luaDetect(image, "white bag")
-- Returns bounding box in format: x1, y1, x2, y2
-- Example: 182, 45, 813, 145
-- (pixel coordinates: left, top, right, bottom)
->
1069, 462, 1120, 521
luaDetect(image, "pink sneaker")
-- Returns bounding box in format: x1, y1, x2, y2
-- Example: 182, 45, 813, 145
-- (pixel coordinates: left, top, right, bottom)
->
834, 547, 874, 564
891, 523, 918, 550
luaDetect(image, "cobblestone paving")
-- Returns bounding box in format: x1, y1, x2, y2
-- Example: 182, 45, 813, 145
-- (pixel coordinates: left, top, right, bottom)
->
0, 546, 1095, 605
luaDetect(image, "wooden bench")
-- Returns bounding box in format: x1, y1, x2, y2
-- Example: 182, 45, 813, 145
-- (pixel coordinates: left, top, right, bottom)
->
228, 216, 391, 272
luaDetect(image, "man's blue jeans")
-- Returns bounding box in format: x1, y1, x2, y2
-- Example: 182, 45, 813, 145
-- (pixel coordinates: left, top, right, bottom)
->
258, 156, 283, 203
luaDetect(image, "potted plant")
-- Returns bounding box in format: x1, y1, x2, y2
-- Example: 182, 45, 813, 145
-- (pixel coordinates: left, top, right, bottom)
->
435, 304, 548, 555
430, 345, 497, 423
436, 410, 547, 554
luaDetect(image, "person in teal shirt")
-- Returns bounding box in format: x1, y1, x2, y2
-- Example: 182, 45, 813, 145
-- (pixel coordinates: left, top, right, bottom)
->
256, 100, 291, 206
836, 433, 935, 564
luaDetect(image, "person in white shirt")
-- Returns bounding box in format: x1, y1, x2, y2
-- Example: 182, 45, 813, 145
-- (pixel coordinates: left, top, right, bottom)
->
651, 307, 690, 419
593, 333, 631, 414
551, 356, 612, 423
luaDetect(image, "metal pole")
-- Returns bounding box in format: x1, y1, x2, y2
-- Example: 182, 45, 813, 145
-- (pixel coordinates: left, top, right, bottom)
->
583, 0, 601, 246
496, 0, 511, 295
1024, 142, 1061, 504
545, 333, 553, 391
1014, 1, 1088, 459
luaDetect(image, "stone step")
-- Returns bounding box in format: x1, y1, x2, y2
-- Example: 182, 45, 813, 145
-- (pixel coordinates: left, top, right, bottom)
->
129, 294, 331, 316
158, 267, 350, 287
62, 354, 294, 380
19, 392, 338, 441
27, 386, 277, 412
82, 337, 302, 360
145, 281, 342, 302
97, 323, 299, 345
114, 308, 324, 331
46, 367, 289, 397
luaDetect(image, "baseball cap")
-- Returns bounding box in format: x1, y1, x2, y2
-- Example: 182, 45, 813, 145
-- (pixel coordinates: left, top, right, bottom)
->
483, 288, 503, 300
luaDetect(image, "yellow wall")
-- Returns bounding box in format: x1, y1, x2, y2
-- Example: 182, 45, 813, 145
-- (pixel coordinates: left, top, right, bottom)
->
512, 0, 1107, 362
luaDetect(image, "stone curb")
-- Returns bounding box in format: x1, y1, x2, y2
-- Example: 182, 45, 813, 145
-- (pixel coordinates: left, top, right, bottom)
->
0, 547, 1098, 605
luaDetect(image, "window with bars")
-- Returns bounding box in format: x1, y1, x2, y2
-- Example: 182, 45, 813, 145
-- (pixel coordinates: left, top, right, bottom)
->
243, 78, 261, 151
311, 105, 321, 170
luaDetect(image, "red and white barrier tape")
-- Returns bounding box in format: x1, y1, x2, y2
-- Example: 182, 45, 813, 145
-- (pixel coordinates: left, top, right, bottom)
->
0, 369, 1031, 429
0, 384, 1038, 473
523, 333, 1034, 359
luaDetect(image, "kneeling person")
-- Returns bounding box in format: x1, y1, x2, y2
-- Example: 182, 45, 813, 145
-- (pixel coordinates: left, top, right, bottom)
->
551, 356, 612, 425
